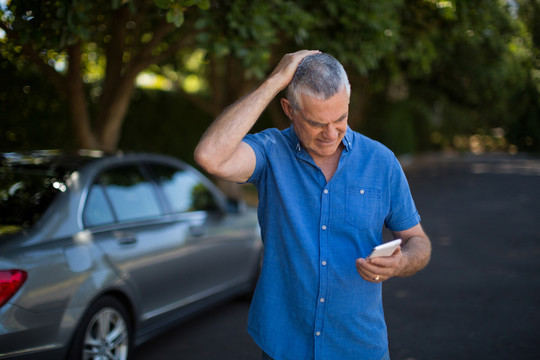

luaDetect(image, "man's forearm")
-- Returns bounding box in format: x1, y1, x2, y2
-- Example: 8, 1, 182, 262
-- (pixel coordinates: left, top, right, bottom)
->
398, 235, 432, 277
194, 50, 320, 181
194, 78, 280, 174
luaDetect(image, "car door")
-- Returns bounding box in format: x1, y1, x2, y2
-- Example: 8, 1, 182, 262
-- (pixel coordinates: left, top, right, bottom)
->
82, 163, 199, 326
147, 162, 257, 298
83, 161, 257, 329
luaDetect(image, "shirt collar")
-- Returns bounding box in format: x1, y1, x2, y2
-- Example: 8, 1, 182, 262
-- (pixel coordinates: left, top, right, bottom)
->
343, 126, 353, 152
286, 125, 354, 153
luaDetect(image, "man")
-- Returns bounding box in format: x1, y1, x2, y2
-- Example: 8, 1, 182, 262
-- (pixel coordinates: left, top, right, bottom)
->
194, 50, 431, 360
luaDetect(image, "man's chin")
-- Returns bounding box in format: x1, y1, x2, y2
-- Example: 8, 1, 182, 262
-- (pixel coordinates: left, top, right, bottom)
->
312, 145, 339, 157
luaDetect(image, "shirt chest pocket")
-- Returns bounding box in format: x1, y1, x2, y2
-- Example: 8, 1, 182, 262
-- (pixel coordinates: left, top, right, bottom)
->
346, 187, 382, 230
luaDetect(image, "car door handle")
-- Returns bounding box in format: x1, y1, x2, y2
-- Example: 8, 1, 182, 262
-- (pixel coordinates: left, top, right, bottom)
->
114, 232, 137, 245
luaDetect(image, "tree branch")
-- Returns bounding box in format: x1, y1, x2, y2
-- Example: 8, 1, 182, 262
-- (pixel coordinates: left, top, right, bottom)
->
103, 6, 129, 96
66, 42, 98, 149
146, 30, 199, 68
125, 21, 201, 86
132, 20, 176, 67
97, 5, 130, 130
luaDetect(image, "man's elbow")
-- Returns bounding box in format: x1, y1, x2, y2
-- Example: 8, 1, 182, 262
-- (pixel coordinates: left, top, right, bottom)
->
423, 238, 432, 267
414, 236, 432, 272
194, 145, 229, 179
194, 141, 254, 183
194, 144, 216, 174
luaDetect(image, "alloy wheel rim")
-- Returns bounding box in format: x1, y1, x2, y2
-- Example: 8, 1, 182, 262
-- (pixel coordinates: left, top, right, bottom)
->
82, 307, 129, 360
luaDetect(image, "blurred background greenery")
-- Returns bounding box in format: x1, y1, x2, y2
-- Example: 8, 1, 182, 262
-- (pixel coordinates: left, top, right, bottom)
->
1, 0, 539, 166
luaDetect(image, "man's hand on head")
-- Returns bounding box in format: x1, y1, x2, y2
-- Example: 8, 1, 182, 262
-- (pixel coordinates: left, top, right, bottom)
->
267, 50, 321, 93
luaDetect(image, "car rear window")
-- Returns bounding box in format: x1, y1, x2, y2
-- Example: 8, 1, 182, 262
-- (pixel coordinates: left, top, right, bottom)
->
0, 164, 68, 236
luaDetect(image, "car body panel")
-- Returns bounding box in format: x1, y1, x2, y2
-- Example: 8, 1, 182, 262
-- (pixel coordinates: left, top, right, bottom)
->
0, 150, 262, 359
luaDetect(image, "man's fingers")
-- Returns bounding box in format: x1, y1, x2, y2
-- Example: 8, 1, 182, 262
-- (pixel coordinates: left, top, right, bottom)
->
288, 50, 321, 67
356, 258, 393, 283
268, 49, 321, 88
356, 258, 379, 282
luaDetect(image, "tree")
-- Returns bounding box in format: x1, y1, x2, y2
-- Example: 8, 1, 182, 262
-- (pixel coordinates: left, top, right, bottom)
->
2, 0, 537, 155
1, 0, 210, 151
0, 0, 317, 151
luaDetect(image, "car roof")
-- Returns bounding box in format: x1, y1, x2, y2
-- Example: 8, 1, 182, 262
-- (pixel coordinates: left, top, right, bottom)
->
0, 149, 108, 171
0, 149, 191, 172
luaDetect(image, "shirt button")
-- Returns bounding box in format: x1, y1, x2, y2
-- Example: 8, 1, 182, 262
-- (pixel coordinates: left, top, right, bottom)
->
316, 331, 321, 336
360, 189, 365, 194
321, 261, 327, 266
321, 225, 327, 230
323, 189, 328, 194
320, 298, 325, 303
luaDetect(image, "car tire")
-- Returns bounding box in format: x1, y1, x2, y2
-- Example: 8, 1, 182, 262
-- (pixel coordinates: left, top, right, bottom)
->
67, 295, 133, 360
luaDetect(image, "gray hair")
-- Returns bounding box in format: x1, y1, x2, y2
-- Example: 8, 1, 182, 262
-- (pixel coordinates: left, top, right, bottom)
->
285, 53, 350, 110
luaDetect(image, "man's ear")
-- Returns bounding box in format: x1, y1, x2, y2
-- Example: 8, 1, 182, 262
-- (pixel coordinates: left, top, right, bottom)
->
280, 98, 294, 120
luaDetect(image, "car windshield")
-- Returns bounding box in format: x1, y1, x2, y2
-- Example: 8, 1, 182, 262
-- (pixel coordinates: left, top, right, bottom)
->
0, 152, 84, 238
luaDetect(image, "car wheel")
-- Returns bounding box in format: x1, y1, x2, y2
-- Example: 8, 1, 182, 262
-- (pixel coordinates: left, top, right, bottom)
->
68, 296, 132, 360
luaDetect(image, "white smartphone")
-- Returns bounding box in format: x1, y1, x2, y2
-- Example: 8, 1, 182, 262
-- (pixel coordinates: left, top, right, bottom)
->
367, 239, 402, 259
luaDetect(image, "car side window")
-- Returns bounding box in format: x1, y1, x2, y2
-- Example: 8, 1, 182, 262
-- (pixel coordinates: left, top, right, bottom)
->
83, 183, 115, 227
98, 165, 162, 223
150, 164, 219, 213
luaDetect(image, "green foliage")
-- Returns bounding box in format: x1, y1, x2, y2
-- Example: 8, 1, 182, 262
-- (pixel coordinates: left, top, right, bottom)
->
193, 0, 313, 79
362, 95, 434, 155
1, 0, 539, 156
357, 0, 540, 154
302, 0, 405, 75
154, 0, 210, 27
0, 54, 72, 150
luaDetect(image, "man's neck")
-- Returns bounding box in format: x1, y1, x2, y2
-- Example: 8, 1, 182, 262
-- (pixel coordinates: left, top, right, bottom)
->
311, 144, 344, 182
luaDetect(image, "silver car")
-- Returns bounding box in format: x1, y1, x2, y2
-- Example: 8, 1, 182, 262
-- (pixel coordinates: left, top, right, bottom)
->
0, 150, 262, 360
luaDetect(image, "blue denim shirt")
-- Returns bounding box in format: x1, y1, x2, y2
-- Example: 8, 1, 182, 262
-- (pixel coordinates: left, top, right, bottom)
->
243, 126, 420, 360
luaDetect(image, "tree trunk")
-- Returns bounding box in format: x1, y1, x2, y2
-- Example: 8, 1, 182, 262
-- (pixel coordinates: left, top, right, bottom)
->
96, 77, 138, 152
67, 43, 98, 149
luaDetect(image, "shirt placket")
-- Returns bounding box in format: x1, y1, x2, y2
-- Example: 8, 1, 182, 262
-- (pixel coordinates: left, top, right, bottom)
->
313, 184, 330, 360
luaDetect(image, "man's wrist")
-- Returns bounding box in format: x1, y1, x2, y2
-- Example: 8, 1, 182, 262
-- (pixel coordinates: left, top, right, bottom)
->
396, 235, 431, 277
261, 75, 287, 98
395, 250, 410, 277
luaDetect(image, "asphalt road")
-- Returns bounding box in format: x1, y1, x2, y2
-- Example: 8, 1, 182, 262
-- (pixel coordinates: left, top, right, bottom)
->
134, 153, 540, 360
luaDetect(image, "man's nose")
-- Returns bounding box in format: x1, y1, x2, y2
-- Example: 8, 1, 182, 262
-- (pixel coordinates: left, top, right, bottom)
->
323, 124, 338, 140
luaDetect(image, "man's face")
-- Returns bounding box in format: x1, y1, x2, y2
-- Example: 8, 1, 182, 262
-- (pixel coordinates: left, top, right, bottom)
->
282, 87, 349, 160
